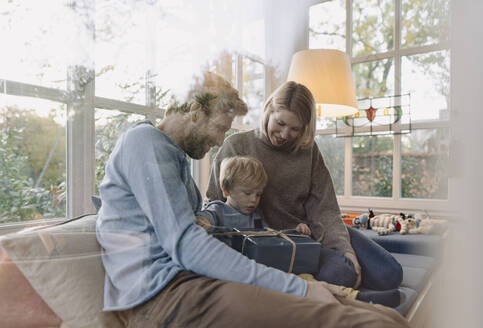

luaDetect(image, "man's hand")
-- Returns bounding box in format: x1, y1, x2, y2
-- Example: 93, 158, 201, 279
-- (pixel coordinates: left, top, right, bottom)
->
344, 252, 362, 289
295, 223, 311, 236
305, 281, 347, 303
196, 216, 211, 231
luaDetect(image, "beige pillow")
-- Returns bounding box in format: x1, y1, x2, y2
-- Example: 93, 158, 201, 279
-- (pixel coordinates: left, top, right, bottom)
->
0, 215, 122, 328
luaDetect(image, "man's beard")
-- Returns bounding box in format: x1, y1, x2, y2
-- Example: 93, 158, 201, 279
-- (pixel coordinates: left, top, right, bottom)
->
183, 132, 210, 160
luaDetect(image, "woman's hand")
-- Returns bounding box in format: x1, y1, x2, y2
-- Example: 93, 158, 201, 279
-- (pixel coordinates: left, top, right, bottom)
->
344, 252, 362, 289
305, 281, 347, 303
295, 223, 311, 236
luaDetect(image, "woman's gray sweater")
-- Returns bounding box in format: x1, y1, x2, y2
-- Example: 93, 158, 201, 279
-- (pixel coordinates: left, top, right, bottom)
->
206, 129, 355, 256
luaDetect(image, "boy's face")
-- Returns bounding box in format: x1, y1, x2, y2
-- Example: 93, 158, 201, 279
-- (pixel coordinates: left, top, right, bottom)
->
223, 184, 263, 215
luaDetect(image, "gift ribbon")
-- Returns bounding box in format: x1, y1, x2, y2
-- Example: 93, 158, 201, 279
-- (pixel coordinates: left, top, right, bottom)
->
212, 228, 305, 274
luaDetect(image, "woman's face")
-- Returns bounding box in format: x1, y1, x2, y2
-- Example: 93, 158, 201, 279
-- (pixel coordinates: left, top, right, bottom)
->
266, 109, 303, 148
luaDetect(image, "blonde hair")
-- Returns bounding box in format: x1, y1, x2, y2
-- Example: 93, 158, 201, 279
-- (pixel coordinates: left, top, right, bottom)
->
260, 81, 316, 151
220, 156, 268, 192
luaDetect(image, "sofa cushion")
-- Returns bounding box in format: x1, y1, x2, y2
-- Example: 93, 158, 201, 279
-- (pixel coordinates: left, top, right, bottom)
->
358, 229, 443, 257
395, 287, 418, 316
391, 252, 435, 270
91, 196, 102, 213
400, 266, 431, 292
392, 252, 435, 292
358, 230, 441, 316
0, 214, 122, 328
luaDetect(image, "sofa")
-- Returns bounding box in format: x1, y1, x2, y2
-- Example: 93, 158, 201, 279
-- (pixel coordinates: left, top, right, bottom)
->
0, 213, 445, 327
358, 229, 445, 322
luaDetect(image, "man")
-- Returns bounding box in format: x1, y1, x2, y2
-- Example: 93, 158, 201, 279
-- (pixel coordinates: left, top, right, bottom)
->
96, 72, 409, 327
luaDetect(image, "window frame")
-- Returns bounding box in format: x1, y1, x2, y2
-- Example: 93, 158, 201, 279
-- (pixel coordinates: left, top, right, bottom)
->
0, 51, 266, 231
311, 0, 453, 214
0, 72, 164, 227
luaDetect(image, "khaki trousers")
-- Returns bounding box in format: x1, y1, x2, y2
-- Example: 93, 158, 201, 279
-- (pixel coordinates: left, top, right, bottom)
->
115, 271, 410, 328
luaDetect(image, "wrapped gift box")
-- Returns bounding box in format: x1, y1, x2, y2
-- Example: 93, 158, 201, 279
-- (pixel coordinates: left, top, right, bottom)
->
231, 228, 321, 274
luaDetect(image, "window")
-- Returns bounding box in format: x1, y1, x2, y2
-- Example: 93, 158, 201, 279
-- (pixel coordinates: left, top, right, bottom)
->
315, 135, 345, 195
352, 135, 394, 197
205, 53, 268, 195
95, 110, 145, 192
310, 0, 451, 212
401, 128, 449, 199
1, 0, 269, 226
0, 94, 66, 223
241, 57, 265, 127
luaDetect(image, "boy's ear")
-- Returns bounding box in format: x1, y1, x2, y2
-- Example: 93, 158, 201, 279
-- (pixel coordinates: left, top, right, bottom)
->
221, 185, 230, 198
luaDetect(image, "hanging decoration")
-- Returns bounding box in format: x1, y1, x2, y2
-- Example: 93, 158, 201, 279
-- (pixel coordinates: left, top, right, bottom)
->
335, 94, 411, 137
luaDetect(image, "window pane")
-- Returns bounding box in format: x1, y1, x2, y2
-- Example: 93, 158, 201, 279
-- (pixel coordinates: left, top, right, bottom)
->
352, 135, 393, 197
0, 94, 66, 223
95, 0, 149, 105
0, 0, 76, 89
353, 59, 394, 98
242, 57, 264, 127
401, 129, 449, 199
95, 109, 145, 191
352, 0, 394, 56
315, 135, 345, 195
210, 53, 237, 88
401, 0, 450, 48
402, 50, 450, 121
316, 117, 337, 130
309, 0, 346, 51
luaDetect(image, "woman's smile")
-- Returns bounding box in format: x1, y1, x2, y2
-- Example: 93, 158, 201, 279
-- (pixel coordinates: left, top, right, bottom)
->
267, 109, 303, 148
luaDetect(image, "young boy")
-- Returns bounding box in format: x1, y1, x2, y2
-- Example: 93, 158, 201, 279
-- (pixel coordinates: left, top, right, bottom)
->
197, 156, 309, 244
198, 155, 400, 308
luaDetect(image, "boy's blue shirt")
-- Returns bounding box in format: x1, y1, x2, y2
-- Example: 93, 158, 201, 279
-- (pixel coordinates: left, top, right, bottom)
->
199, 200, 266, 246
199, 200, 262, 230
96, 121, 306, 311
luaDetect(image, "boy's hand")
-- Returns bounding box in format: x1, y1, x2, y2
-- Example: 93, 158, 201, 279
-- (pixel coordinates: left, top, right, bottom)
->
196, 216, 211, 231
295, 223, 311, 236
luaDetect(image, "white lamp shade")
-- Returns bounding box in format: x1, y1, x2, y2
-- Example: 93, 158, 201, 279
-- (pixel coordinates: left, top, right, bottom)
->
287, 49, 358, 118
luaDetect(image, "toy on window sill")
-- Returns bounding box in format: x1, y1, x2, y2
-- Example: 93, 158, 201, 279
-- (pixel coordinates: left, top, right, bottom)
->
406, 213, 448, 235
353, 210, 416, 235
353, 210, 447, 236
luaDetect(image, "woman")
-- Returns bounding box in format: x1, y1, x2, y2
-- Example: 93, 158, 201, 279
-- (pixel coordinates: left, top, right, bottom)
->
206, 81, 402, 291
